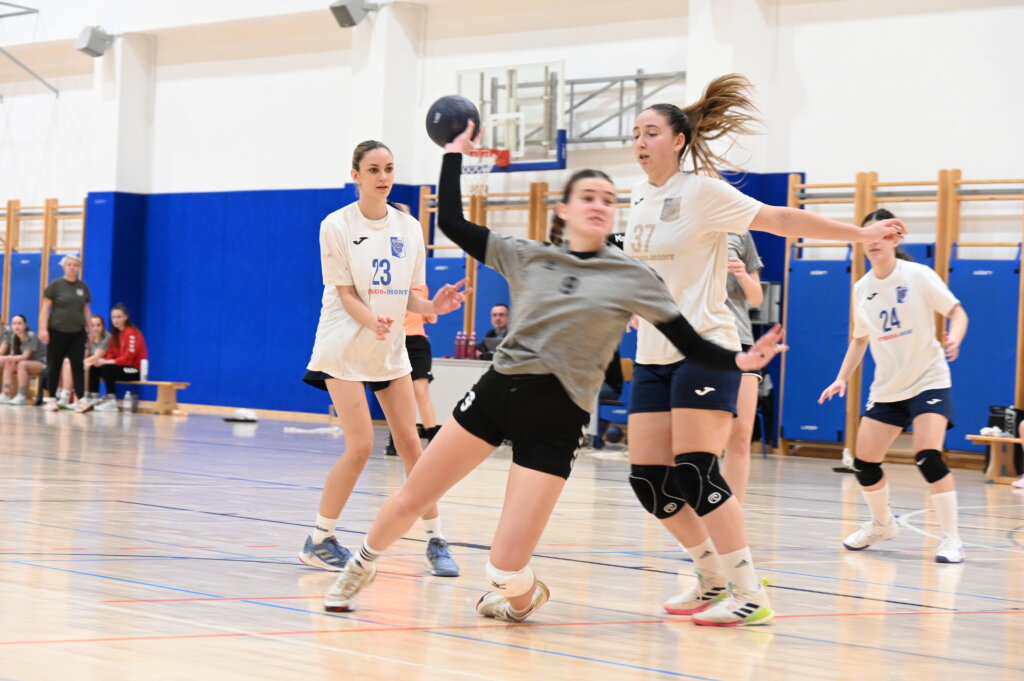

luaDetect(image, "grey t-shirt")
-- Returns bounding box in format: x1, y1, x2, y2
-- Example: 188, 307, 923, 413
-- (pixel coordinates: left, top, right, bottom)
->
43, 278, 91, 333
485, 235, 682, 412
725, 231, 763, 346
8, 331, 46, 363
88, 330, 111, 355
0, 324, 10, 351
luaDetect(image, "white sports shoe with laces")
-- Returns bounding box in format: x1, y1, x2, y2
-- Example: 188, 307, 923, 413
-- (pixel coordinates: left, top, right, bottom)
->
692, 580, 774, 627
663, 568, 727, 615
935, 535, 964, 563
843, 518, 899, 550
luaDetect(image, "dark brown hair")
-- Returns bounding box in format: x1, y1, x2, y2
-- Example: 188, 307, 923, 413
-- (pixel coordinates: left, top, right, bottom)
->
110, 303, 136, 347
861, 208, 913, 261
646, 74, 761, 178
351, 140, 392, 171
549, 169, 614, 246
10, 314, 28, 356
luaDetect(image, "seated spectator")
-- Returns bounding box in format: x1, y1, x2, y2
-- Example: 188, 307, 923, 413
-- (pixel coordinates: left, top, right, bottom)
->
0, 314, 47, 406
84, 304, 147, 413
73, 315, 111, 413
477, 303, 509, 359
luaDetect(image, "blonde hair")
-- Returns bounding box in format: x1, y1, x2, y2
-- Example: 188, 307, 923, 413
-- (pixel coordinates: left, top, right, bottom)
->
60, 254, 82, 267
646, 74, 761, 178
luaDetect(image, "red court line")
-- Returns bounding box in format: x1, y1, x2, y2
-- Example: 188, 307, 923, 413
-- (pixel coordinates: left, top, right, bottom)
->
117, 547, 155, 550
607, 544, 638, 547
4, 610, 1022, 646
52, 548, 85, 551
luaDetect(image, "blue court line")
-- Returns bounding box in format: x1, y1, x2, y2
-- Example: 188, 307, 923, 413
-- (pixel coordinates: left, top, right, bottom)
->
768, 631, 1023, 672
16, 558, 1024, 674
9, 559, 720, 678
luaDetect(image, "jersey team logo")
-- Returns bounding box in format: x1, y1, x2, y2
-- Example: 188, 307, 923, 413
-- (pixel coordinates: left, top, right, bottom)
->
896, 285, 908, 303
390, 237, 406, 258
660, 197, 681, 221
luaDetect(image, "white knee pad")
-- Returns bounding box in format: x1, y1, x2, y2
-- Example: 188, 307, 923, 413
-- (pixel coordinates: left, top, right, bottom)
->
485, 561, 535, 598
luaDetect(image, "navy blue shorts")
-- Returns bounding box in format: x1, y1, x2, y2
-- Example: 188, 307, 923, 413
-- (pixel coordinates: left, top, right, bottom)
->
629, 360, 742, 415
863, 387, 954, 430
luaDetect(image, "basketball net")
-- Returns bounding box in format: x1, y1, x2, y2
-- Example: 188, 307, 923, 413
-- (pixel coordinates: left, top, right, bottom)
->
462, 148, 509, 196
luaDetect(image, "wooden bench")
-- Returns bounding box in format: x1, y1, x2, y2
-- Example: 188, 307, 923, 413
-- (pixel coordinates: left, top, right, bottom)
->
117, 380, 190, 415
965, 434, 1023, 484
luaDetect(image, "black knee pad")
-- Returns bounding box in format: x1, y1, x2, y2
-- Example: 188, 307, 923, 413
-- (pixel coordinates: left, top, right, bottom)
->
629, 465, 687, 519
852, 458, 884, 487
914, 449, 949, 483
672, 452, 732, 517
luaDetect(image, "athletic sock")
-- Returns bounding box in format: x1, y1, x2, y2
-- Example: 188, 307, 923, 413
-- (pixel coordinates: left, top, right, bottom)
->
862, 484, 894, 525
312, 514, 337, 544
422, 516, 444, 540
719, 547, 760, 593
355, 538, 383, 567
931, 490, 960, 538
682, 537, 721, 574
17, 386, 27, 397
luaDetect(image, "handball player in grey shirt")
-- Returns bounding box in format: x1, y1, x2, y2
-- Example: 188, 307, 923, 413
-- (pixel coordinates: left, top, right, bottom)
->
323, 121, 785, 620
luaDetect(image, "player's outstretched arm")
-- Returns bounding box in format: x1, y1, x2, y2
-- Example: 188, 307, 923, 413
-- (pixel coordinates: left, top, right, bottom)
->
818, 335, 869, 403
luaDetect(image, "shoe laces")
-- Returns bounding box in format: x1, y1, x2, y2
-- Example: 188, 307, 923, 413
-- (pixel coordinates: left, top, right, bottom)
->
428, 538, 451, 558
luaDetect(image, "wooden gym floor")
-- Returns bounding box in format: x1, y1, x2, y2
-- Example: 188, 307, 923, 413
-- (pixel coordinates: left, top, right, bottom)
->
1, 407, 1022, 680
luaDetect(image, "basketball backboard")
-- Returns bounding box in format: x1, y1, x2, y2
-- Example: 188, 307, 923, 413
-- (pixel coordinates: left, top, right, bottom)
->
458, 61, 567, 172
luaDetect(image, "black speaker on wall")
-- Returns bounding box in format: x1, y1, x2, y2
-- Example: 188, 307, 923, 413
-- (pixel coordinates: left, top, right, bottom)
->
329, 1, 382, 28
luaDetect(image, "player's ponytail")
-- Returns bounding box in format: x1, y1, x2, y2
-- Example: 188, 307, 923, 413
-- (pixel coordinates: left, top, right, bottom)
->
861, 208, 913, 261
647, 74, 761, 178
550, 169, 614, 245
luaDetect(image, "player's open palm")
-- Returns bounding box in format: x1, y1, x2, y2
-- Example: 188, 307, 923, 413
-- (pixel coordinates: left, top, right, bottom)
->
737, 323, 786, 371
432, 278, 470, 315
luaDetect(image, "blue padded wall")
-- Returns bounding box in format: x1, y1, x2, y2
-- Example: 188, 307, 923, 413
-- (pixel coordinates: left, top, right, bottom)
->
472, 264, 510, 345
947, 253, 1020, 452
8, 252, 42, 330
781, 253, 851, 443
425, 258, 467, 358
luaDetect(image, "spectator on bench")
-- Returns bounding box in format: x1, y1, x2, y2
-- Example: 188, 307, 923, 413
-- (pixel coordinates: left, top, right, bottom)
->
0, 314, 47, 406
84, 304, 147, 413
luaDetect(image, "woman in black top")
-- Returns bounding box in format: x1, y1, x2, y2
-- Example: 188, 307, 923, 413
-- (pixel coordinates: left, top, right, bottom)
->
38, 254, 91, 406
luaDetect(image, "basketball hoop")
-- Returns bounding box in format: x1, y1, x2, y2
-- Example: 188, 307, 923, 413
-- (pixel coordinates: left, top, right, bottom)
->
463, 148, 511, 196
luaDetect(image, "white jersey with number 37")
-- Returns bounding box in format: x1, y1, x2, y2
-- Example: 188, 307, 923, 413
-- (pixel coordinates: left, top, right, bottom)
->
625, 172, 761, 365
853, 259, 959, 404
307, 202, 426, 382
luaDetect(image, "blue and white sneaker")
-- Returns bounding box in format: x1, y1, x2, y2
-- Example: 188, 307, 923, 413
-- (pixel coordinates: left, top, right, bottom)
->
425, 537, 460, 577
298, 535, 352, 571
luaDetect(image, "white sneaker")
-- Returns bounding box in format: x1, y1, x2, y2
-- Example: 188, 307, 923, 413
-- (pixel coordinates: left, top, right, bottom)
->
323, 558, 376, 612
74, 398, 94, 414
663, 568, 727, 615
476, 581, 550, 622
42, 396, 58, 411
692, 580, 774, 627
935, 535, 964, 564
0, 393, 11, 404
57, 390, 72, 409
9, 393, 27, 406
843, 518, 899, 550
94, 397, 119, 412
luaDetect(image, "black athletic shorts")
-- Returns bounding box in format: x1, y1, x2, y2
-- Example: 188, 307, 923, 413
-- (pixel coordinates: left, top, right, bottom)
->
452, 368, 590, 480
302, 370, 397, 393
405, 335, 433, 382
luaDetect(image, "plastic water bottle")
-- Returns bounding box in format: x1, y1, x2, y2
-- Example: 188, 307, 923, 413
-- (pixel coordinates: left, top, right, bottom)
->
140, 359, 149, 381
455, 331, 466, 359
126, 391, 138, 413
467, 332, 478, 360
